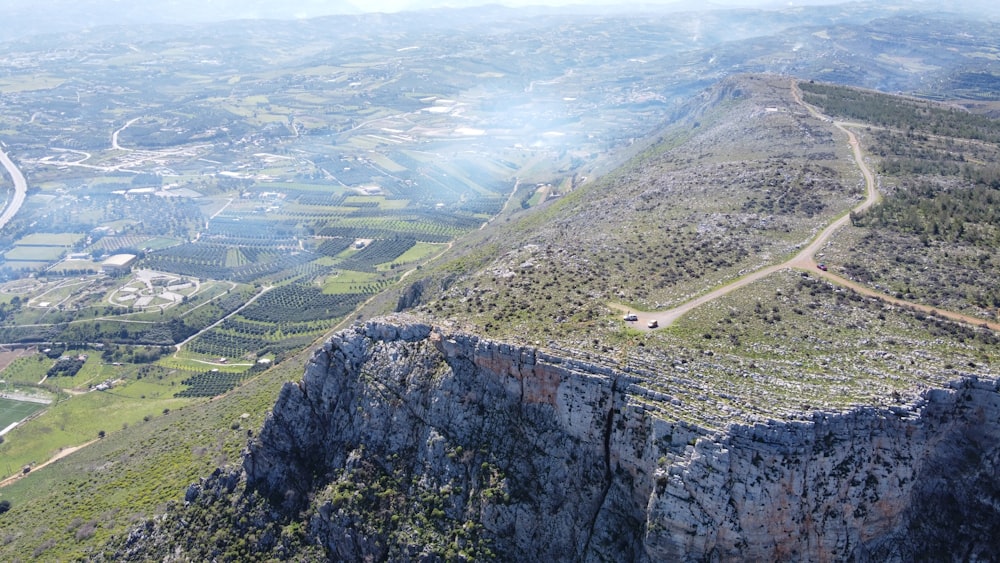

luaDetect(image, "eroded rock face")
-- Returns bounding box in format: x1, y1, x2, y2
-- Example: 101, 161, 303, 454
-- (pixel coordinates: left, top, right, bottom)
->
243, 318, 1000, 561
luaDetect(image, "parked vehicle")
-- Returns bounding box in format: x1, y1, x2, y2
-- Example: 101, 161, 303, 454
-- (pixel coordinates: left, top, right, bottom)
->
623, 313, 638, 321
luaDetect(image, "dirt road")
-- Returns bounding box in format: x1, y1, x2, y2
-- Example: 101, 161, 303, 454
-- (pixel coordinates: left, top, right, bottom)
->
611, 79, 997, 333
0, 439, 99, 489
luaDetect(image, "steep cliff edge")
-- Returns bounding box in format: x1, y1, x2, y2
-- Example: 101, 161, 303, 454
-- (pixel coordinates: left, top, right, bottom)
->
116, 317, 1000, 561
242, 317, 661, 561
646, 382, 1000, 561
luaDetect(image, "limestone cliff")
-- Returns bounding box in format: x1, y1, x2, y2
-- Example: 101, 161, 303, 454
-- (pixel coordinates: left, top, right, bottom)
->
222, 317, 1000, 561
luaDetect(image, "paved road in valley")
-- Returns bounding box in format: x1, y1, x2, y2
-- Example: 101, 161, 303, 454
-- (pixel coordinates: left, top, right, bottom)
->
111, 117, 141, 150
0, 147, 28, 230
174, 284, 274, 353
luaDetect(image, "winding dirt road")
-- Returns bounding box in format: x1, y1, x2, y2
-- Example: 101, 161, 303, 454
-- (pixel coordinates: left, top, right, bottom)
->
612, 79, 998, 333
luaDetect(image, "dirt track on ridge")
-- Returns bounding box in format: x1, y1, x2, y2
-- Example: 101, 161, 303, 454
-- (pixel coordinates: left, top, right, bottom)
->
611, 79, 999, 333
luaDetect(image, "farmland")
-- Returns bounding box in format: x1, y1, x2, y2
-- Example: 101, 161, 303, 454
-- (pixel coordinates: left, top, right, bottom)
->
0, 12, 573, 477
0, 397, 46, 433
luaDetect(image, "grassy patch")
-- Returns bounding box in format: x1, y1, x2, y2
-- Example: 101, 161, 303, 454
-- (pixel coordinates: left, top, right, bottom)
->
367, 153, 407, 173
0, 388, 193, 475
4, 247, 65, 261
142, 237, 183, 251
158, 355, 250, 373
0, 76, 65, 93
14, 233, 85, 247
377, 242, 445, 270
0, 397, 47, 431
2, 355, 51, 385
343, 195, 410, 210
322, 270, 382, 294
0, 354, 300, 561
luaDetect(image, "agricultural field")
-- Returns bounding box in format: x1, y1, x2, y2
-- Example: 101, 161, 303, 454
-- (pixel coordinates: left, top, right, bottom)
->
0, 397, 47, 433
0, 8, 618, 393
4, 246, 65, 261
182, 283, 369, 363
13, 234, 84, 247
0, 339, 265, 475
173, 366, 264, 398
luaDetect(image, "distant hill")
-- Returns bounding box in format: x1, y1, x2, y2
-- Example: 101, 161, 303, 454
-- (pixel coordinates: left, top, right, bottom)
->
0, 0, 361, 41
3, 1, 998, 43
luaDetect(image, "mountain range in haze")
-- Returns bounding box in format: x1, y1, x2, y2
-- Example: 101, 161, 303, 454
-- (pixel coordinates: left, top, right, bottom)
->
3, 0, 998, 43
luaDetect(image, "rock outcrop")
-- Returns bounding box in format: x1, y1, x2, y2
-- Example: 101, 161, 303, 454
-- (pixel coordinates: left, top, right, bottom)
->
244, 317, 664, 560
645, 383, 1000, 561
241, 318, 1000, 560
184, 317, 1000, 560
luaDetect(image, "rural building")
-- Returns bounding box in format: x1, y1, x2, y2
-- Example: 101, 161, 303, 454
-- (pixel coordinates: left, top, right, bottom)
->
101, 253, 137, 274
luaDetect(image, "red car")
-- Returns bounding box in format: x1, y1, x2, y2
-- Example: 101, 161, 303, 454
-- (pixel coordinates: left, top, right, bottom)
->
817, 263, 828, 271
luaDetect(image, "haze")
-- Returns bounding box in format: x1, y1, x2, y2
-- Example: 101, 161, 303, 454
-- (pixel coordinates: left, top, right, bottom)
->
4, 0, 988, 42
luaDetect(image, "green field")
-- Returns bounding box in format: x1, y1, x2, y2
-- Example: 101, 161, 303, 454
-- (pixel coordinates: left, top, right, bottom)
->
376, 241, 444, 270
144, 237, 182, 250
367, 153, 408, 172
0, 397, 47, 431
14, 233, 84, 247
321, 270, 381, 293
4, 246, 66, 261
0, 388, 191, 474
0, 75, 65, 93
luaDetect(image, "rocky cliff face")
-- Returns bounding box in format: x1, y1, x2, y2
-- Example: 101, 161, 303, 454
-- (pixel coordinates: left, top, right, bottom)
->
243, 317, 663, 560
231, 317, 1000, 561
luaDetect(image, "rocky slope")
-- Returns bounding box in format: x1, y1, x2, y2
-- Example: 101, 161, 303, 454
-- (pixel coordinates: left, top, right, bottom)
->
104, 74, 1000, 561
117, 316, 1000, 561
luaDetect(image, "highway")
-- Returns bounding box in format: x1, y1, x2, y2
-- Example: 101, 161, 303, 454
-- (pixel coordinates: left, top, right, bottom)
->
0, 147, 27, 230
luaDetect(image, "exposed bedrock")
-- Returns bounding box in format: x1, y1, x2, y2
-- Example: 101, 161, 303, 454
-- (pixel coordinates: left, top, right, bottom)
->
244, 318, 1000, 561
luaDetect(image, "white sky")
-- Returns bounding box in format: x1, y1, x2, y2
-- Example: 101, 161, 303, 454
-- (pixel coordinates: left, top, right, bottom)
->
341, 0, 848, 13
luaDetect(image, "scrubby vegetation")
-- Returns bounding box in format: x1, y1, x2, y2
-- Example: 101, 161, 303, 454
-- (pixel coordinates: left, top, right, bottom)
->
410, 76, 860, 340
802, 81, 1000, 318
384, 75, 1000, 430
800, 81, 1000, 143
